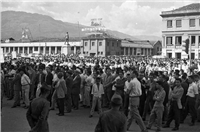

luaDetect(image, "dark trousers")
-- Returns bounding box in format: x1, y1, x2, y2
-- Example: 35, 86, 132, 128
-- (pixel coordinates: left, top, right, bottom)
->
30, 84, 36, 100
103, 90, 113, 107
65, 94, 72, 112
72, 94, 79, 109
57, 98, 65, 114
8, 80, 14, 99
124, 93, 129, 117
165, 101, 181, 128
13, 90, 21, 106
182, 96, 197, 123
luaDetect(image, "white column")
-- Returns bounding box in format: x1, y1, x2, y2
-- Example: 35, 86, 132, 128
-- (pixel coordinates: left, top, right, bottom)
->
43, 46, 45, 54
27, 47, 30, 54
55, 46, 57, 54
128, 47, 130, 55
8, 47, 11, 53
22, 47, 24, 54
17, 47, 19, 53
173, 36, 176, 48
74, 46, 77, 54
49, 47, 51, 54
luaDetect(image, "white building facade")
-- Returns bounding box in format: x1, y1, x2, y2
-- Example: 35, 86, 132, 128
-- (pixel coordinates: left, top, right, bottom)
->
161, 3, 200, 59
1, 41, 82, 55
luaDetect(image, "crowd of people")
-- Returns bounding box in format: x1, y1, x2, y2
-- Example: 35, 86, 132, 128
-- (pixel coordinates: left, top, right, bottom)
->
1, 55, 200, 132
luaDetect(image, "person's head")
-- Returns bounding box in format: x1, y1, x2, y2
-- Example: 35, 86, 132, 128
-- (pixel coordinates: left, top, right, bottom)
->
86, 70, 92, 76
149, 73, 155, 81
181, 73, 187, 82
46, 66, 51, 73
126, 71, 131, 81
106, 67, 111, 75
175, 78, 182, 87
19, 68, 25, 76
188, 75, 194, 84
57, 72, 64, 79
96, 76, 101, 84
132, 70, 138, 78
118, 70, 124, 78
111, 93, 122, 108
155, 80, 163, 90
193, 74, 200, 83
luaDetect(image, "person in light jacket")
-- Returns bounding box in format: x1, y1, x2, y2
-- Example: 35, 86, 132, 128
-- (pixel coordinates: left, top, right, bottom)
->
55, 72, 67, 116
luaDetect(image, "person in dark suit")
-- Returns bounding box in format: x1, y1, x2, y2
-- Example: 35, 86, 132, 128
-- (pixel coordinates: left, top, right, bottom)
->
95, 93, 127, 132
11, 69, 22, 108
65, 70, 73, 113
45, 66, 53, 103
26, 83, 50, 132
35, 68, 45, 98
71, 69, 81, 110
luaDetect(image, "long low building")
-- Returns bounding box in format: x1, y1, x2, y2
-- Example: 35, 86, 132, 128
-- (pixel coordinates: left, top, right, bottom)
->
1, 41, 82, 55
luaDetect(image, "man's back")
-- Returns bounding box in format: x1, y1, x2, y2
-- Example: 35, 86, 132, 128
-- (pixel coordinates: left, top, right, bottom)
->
95, 109, 127, 132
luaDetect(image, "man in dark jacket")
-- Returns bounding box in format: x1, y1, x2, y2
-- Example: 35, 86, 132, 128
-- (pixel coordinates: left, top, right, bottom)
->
71, 69, 81, 110
95, 93, 127, 132
26, 83, 50, 132
65, 70, 73, 113
11, 69, 22, 108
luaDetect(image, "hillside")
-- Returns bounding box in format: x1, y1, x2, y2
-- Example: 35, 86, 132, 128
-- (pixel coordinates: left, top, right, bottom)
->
1, 11, 160, 41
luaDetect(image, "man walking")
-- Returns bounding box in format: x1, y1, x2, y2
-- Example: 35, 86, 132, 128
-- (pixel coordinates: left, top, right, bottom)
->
126, 70, 148, 132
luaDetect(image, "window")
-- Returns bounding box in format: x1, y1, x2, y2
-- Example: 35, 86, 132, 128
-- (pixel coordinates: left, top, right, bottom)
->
167, 20, 172, 28
189, 19, 195, 27
176, 20, 182, 27
84, 42, 87, 46
166, 37, 173, 45
112, 42, 114, 47
92, 42, 95, 46
34, 47, 38, 51
175, 36, 182, 45
99, 42, 102, 46
157, 47, 159, 51
101, 52, 103, 55
191, 36, 195, 45
107, 42, 109, 46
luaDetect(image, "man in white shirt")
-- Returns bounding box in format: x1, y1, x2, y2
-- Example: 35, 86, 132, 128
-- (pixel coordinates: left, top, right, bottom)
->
20, 68, 31, 109
181, 75, 199, 126
126, 70, 147, 132
124, 71, 131, 117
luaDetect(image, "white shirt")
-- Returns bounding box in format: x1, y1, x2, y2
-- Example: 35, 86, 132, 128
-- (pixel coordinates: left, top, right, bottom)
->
91, 83, 104, 98
187, 82, 199, 98
128, 78, 142, 97
124, 80, 131, 92
21, 74, 30, 86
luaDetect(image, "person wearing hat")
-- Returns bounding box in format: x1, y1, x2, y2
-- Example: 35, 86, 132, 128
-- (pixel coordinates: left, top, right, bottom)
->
89, 75, 104, 118
95, 93, 127, 132
26, 83, 51, 132
146, 80, 166, 132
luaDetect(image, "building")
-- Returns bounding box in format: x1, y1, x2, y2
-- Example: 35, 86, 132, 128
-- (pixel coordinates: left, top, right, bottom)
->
161, 3, 200, 59
150, 40, 162, 55
121, 39, 153, 56
82, 33, 121, 57
1, 41, 82, 55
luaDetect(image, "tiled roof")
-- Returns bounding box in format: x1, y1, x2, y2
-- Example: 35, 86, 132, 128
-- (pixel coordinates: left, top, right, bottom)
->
173, 3, 200, 12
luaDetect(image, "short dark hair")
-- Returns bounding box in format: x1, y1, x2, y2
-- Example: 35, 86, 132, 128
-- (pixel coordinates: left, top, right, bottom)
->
57, 72, 64, 79
132, 70, 138, 77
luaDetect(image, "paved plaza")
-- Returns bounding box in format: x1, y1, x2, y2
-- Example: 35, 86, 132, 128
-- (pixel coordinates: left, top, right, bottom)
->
1, 98, 200, 132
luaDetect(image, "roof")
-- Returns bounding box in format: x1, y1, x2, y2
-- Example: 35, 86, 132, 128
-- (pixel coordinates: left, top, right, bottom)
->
121, 39, 153, 48
149, 40, 162, 46
82, 32, 121, 40
161, 3, 200, 17
173, 3, 200, 12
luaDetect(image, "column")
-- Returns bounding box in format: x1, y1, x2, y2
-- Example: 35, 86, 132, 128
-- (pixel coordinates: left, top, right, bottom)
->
173, 36, 176, 48
8, 47, 11, 53
195, 36, 198, 47
55, 46, 57, 54
162, 36, 165, 48
128, 47, 130, 55
124, 47, 126, 55
22, 47, 25, 54
147, 48, 149, 55
74, 46, 77, 54
27, 47, 30, 54
43, 46, 46, 54
49, 47, 51, 54
17, 47, 19, 53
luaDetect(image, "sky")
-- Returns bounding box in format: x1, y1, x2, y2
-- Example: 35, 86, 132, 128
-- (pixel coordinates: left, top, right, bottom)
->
1, 0, 199, 37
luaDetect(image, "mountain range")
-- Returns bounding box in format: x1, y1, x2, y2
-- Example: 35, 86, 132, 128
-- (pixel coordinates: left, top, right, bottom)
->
1, 11, 161, 42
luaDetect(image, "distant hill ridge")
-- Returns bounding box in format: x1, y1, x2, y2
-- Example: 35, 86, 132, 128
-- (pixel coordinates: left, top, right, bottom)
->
1, 11, 161, 42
